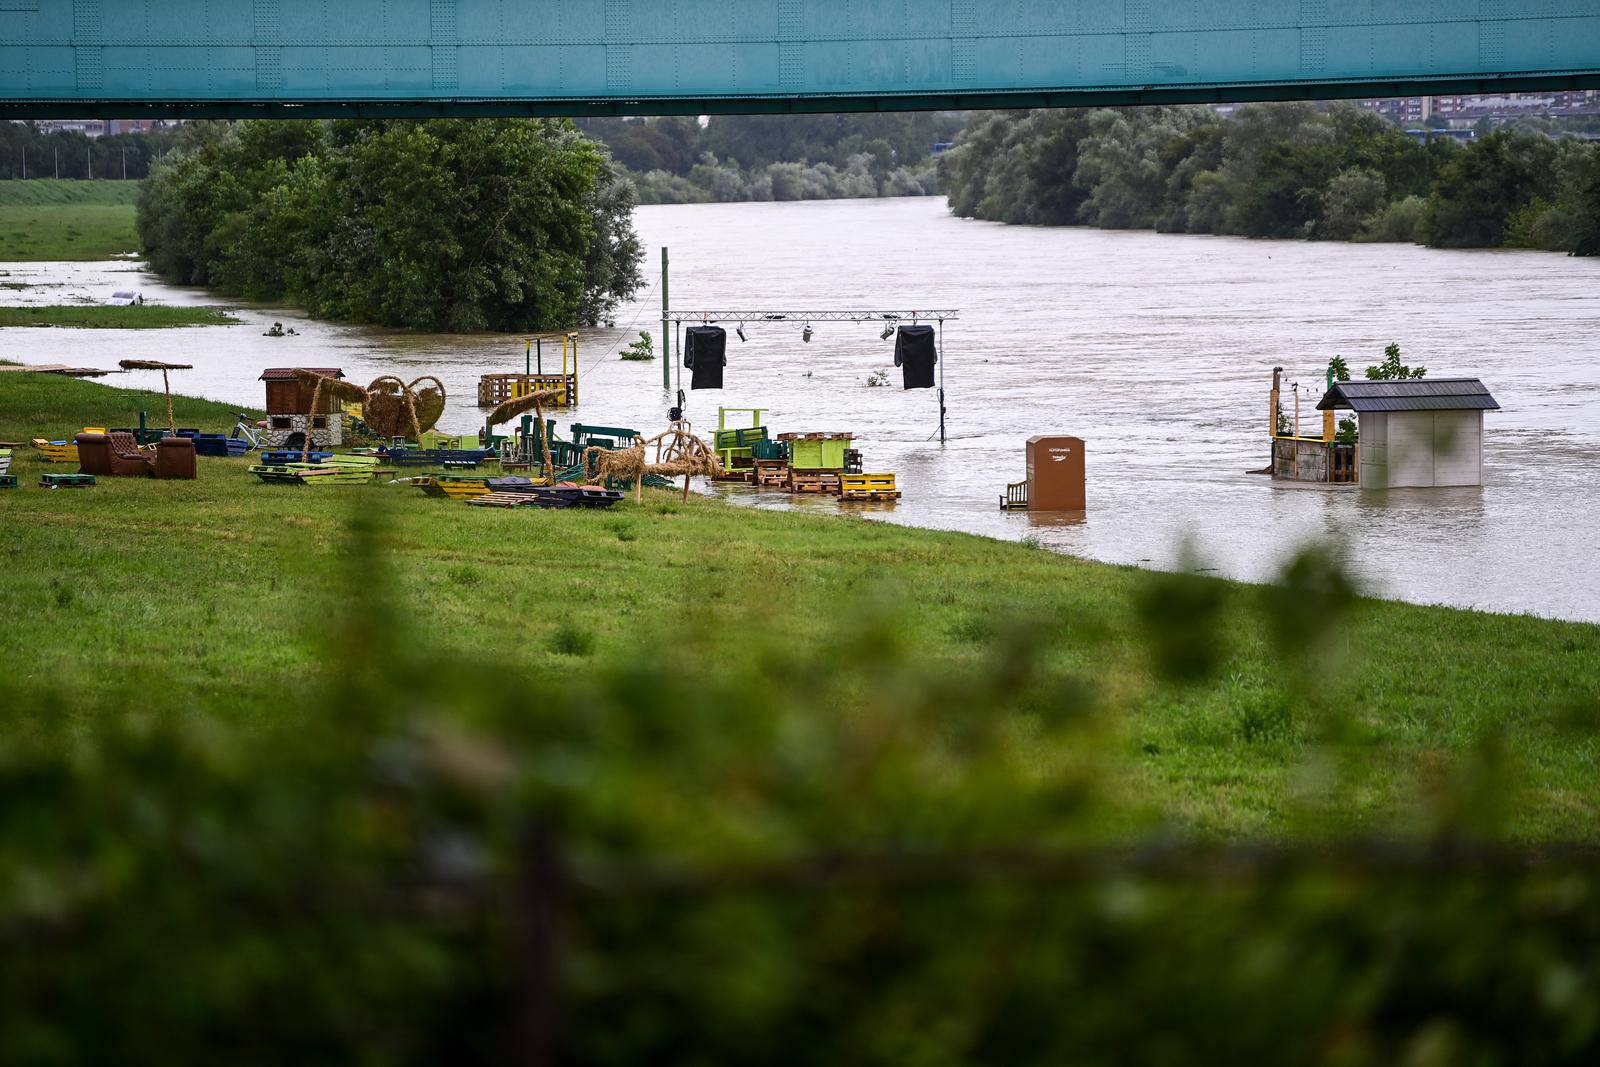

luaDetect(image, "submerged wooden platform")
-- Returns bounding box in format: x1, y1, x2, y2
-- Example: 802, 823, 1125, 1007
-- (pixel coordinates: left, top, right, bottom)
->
477, 372, 577, 408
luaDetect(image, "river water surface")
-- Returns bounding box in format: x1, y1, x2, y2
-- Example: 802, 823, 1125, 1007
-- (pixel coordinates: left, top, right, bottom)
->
4, 197, 1598, 621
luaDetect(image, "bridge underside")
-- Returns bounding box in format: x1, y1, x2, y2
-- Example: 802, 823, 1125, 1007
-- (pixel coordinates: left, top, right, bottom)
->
1, 1, 1597, 119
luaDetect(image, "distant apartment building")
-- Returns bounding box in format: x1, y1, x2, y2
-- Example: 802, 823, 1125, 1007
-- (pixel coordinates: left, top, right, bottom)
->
1361, 90, 1600, 125
21, 118, 179, 137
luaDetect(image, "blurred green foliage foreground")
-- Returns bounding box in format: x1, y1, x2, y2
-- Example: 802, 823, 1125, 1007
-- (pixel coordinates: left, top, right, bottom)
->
2, 503, 1599, 1067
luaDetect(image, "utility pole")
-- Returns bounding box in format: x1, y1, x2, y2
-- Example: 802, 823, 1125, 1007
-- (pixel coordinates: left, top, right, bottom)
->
660, 247, 671, 390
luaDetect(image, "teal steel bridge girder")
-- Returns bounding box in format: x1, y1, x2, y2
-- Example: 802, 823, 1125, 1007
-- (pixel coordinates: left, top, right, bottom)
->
2, 1, 1598, 119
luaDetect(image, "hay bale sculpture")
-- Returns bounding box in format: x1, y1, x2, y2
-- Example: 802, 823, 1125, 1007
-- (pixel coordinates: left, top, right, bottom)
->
485, 388, 566, 484
117, 359, 194, 434
582, 420, 722, 503
364, 375, 446, 439
291, 371, 448, 460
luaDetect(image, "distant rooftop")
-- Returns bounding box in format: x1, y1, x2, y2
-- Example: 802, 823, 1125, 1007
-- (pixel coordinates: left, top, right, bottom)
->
1316, 378, 1500, 413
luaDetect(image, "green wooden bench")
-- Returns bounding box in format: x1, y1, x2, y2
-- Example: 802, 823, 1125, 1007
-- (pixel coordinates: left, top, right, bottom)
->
570, 423, 640, 452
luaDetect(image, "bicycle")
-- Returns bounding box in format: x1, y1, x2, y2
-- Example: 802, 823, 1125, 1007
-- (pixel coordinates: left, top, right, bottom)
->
229, 413, 266, 451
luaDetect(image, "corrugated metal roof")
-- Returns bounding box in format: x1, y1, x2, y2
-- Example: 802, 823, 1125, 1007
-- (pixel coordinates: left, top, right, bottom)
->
259, 367, 344, 381
1316, 378, 1500, 412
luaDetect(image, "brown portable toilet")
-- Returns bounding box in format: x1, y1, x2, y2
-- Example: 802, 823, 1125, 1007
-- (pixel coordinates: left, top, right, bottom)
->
1026, 436, 1085, 511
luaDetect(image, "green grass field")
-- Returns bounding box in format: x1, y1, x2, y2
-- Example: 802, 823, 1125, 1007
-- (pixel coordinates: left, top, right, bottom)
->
0, 181, 141, 261
0, 179, 140, 206
2, 371, 1598, 838
0, 305, 237, 328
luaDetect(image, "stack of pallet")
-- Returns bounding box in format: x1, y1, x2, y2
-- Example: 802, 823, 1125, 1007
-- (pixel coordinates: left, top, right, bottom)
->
31, 438, 78, 463
789, 470, 842, 494
839, 473, 901, 501
249, 453, 384, 486
408, 474, 493, 501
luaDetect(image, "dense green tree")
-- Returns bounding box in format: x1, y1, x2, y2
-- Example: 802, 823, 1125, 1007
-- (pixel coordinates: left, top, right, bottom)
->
1075, 106, 1220, 229
1155, 122, 1227, 232
1356, 195, 1427, 243
1569, 147, 1600, 256
941, 101, 1595, 256
1418, 130, 1559, 248
136, 119, 642, 332
577, 112, 960, 203
1316, 167, 1388, 241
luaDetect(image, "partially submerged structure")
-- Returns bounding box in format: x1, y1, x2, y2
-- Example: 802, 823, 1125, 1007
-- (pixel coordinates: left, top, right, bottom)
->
1315, 378, 1499, 489
1272, 371, 1499, 488
478, 335, 579, 409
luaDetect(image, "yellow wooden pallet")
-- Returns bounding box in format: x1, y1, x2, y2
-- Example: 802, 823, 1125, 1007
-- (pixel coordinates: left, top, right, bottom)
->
410, 476, 491, 501
31, 438, 78, 463
839, 473, 901, 501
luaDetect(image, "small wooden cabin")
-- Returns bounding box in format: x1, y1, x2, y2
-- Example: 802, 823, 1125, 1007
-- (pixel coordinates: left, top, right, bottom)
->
1316, 379, 1499, 488
259, 367, 345, 448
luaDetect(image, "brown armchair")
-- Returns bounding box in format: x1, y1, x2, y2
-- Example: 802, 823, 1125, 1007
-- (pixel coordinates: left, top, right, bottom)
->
75, 432, 196, 480
154, 435, 196, 480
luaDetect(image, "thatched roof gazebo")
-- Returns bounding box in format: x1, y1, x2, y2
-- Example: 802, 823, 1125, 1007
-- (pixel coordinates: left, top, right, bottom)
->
118, 359, 194, 433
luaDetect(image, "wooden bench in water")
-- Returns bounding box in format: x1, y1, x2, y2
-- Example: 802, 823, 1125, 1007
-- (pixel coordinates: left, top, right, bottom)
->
839, 473, 901, 501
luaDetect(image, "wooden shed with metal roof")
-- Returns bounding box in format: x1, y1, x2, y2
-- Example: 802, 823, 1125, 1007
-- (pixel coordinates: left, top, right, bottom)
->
1316, 379, 1499, 489
259, 367, 346, 450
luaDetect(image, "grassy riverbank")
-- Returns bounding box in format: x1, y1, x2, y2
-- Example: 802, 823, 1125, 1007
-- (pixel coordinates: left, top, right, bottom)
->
3, 371, 1600, 838
0, 180, 139, 260
0, 374, 1593, 831
0, 304, 237, 328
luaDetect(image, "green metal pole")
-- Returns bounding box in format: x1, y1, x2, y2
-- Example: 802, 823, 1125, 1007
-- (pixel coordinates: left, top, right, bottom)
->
537, 338, 543, 375
525, 339, 531, 376
660, 246, 671, 390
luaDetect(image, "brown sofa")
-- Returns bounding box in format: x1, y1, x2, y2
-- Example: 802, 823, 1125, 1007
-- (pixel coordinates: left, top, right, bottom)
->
75, 432, 196, 480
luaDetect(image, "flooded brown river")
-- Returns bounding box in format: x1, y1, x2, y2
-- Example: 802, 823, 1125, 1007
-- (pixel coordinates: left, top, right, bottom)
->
4, 197, 1598, 621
